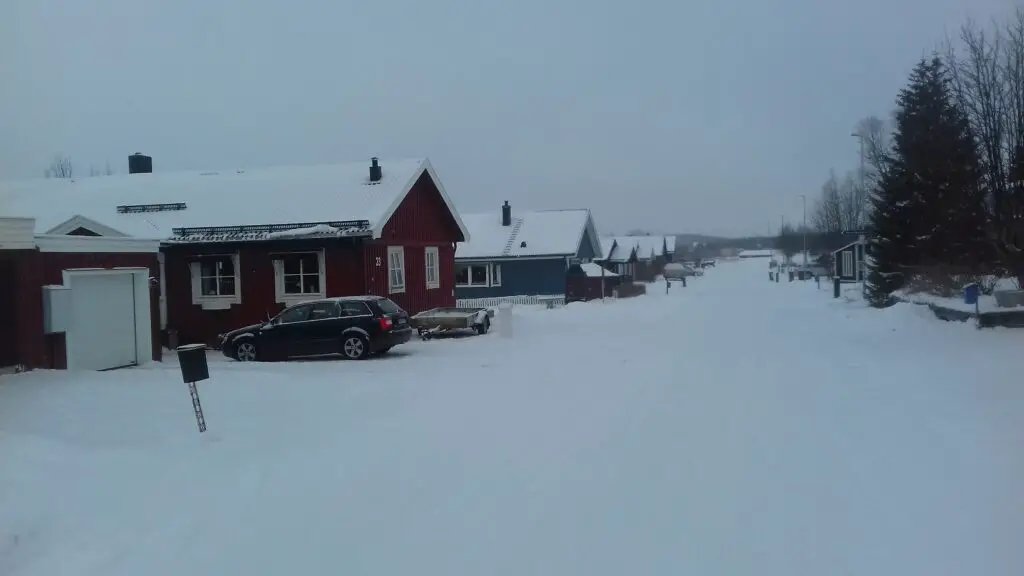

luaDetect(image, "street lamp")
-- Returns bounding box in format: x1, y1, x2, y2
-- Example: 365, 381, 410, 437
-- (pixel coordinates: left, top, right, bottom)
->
799, 194, 807, 266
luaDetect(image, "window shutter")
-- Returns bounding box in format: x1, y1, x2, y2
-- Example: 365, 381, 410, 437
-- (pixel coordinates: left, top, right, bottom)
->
318, 250, 327, 296
273, 258, 283, 302
189, 261, 201, 305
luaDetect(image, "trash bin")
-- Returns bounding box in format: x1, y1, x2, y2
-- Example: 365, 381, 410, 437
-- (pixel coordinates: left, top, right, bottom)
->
963, 283, 980, 306
176, 343, 210, 383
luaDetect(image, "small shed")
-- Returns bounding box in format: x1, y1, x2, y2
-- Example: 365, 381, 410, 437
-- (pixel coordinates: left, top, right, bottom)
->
833, 233, 868, 282
565, 262, 621, 302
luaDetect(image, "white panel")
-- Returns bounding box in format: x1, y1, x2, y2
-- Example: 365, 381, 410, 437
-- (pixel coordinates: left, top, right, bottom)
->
42, 285, 72, 334
67, 273, 138, 370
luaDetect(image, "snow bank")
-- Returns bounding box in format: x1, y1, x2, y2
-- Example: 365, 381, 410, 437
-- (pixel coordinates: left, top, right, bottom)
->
2, 257, 1023, 576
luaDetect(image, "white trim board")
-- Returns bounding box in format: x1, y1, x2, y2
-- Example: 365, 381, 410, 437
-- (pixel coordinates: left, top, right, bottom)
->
35, 234, 161, 253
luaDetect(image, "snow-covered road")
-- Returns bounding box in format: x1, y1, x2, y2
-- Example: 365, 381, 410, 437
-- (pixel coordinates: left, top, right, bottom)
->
3, 259, 1023, 575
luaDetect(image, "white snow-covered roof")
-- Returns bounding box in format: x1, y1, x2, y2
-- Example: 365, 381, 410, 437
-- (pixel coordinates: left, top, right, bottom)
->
580, 262, 618, 277
456, 208, 600, 260
603, 235, 665, 262
600, 238, 635, 263
0, 158, 468, 242
738, 249, 775, 258
599, 238, 615, 260
665, 235, 676, 253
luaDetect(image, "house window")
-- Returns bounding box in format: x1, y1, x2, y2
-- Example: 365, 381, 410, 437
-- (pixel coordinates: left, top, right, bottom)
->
283, 253, 321, 294
424, 247, 440, 289
842, 250, 854, 277
388, 246, 406, 293
492, 264, 502, 287
189, 254, 242, 309
200, 256, 236, 296
455, 263, 496, 287
273, 251, 326, 304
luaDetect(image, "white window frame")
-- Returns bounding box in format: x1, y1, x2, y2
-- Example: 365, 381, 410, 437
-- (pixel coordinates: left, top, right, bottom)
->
842, 250, 854, 277
388, 246, 406, 294
455, 262, 497, 288
424, 247, 440, 289
273, 250, 326, 305
189, 253, 242, 310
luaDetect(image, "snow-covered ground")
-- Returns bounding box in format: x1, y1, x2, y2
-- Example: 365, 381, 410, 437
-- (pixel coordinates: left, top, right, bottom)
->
3, 259, 1023, 576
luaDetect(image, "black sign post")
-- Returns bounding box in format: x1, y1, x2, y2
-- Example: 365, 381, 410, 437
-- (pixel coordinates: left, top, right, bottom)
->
176, 344, 210, 433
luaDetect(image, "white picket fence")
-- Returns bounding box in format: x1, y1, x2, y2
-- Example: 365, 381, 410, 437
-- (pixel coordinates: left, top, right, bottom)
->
456, 294, 565, 308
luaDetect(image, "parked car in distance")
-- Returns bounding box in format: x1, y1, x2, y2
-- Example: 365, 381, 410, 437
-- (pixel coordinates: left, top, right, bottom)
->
663, 262, 697, 280
217, 296, 412, 362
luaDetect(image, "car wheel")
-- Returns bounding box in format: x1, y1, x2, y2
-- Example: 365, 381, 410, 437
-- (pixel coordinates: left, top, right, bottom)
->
341, 334, 370, 360
234, 341, 258, 362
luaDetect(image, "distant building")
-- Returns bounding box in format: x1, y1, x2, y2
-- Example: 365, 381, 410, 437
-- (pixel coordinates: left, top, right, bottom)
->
738, 249, 775, 258
454, 202, 602, 302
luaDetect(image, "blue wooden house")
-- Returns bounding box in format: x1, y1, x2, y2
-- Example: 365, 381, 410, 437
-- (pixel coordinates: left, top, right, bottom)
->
454, 201, 603, 300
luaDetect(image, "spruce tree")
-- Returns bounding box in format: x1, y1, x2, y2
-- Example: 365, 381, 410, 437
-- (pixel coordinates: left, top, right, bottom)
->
865, 56, 987, 306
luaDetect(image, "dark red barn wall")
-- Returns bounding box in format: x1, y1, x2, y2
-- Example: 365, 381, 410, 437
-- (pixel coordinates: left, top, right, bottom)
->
164, 239, 368, 346
368, 170, 463, 314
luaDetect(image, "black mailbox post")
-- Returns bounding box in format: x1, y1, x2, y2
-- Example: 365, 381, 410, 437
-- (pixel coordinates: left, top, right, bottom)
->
177, 343, 210, 383
176, 343, 210, 433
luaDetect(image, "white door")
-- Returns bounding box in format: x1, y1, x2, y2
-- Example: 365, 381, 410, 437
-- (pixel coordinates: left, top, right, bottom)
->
69, 273, 138, 370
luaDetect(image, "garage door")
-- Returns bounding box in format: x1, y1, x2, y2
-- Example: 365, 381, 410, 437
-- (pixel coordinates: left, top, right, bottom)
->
69, 273, 138, 370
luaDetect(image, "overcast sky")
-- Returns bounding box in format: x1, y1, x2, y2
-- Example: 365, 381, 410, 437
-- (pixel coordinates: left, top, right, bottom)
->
1, 0, 1013, 237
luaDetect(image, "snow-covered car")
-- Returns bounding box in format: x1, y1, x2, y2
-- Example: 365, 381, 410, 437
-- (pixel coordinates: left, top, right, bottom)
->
663, 262, 697, 279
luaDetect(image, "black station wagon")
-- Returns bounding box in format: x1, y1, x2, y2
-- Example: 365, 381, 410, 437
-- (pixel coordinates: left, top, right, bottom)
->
217, 296, 412, 361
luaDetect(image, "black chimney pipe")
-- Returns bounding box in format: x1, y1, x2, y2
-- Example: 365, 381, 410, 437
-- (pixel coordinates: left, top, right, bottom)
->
501, 201, 511, 226
128, 152, 153, 174
369, 157, 382, 182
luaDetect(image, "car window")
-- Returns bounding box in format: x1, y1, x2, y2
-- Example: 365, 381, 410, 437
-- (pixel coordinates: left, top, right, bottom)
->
308, 301, 340, 321
339, 301, 372, 317
375, 298, 402, 315
277, 304, 312, 324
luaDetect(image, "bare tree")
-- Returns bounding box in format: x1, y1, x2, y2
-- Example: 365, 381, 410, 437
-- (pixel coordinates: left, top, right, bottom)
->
854, 116, 891, 175
945, 11, 1024, 281
839, 171, 865, 229
44, 155, 74, 179
104, 161, 113, 176
812, 171, 843, 232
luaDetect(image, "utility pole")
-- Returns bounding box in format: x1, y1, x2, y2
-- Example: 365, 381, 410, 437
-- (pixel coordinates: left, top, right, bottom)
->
852, 131, 868, 295
800, 194, 807, 266
851, 132, 867, 226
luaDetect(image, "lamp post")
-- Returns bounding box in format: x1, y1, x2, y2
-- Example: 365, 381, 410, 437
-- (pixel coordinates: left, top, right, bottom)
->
852, 131, 868, 295
800, 194, 807, 267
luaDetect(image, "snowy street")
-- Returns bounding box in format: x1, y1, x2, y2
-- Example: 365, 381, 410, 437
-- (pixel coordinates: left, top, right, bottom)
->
2, 258, 1022, 575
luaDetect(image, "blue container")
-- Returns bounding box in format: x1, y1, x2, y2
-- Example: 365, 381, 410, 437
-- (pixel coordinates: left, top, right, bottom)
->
963, 283, 980, 305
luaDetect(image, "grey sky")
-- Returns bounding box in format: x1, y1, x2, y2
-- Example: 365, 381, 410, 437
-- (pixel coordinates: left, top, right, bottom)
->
1, 0, 1013, 237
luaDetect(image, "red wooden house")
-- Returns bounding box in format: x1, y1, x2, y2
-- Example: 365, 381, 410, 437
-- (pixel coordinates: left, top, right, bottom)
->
3, 155, 469, 347
1, 217, 163, 372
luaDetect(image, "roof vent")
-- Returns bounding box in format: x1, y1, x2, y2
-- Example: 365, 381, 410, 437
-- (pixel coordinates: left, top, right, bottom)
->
368, 157, 382, 183
502, 201, 511, 226
520, 241, 527, 248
